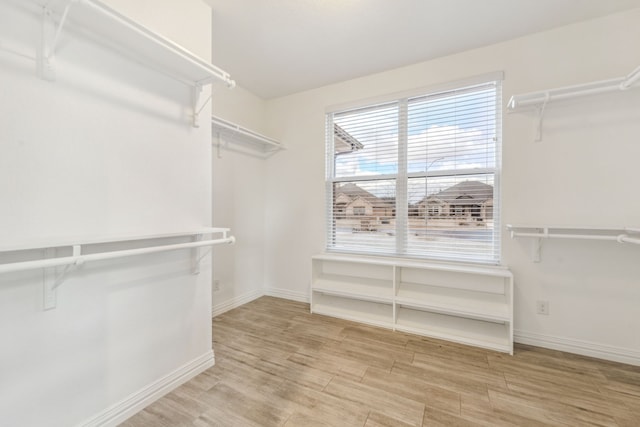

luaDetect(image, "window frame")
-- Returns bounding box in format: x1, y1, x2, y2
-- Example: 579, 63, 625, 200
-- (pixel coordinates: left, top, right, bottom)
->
325, 73, 503, 265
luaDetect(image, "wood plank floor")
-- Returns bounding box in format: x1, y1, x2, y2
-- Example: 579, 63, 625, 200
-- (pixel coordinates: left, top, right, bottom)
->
122, 296, 640, 427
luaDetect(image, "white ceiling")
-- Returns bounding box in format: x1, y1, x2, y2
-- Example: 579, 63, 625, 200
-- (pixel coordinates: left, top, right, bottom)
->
205, 0, 640, 99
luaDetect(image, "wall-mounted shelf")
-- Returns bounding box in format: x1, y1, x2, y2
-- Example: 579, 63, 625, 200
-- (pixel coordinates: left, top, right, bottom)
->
34, 0, 235, 127
0, 228, 235, 310
212, 115, 284, 159
507, 65, 640, 141
310, 254, 513, 354
507, 224, 640, 262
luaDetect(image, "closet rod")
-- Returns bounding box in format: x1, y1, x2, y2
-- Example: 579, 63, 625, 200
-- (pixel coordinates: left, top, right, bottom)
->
0, 236, 234, 275
507, 64, 640, 110
506, 225, 640, 245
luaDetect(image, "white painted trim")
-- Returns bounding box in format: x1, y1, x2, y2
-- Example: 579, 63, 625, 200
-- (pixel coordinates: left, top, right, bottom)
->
515, 330, 640, 366
212, 289, 263, 317
264, 287, 310, 303
79, 350, 215, 427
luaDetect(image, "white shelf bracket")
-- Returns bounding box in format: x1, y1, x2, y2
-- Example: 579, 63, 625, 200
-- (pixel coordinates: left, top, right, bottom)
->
43, 248, 57, 310
532, 234, 543, 263
38, 0, 74, 81
534, 93, 550, 142
192, 84, 211, 128
43, 245, 83, 309
191, 234, 203, 274
52, 245, 82, 290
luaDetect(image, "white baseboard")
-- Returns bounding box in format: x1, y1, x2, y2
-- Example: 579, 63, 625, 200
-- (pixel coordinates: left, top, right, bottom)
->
264, 286, 309, 303
212, 289, 263, 317
514, 330, 640, 366
80, 350, 215, 427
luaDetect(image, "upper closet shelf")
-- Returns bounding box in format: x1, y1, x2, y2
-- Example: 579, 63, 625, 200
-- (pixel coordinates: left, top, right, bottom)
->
36, 0, 235, 126
212, 115, 284, 158
507, 224, 640, 261
0, 228, 235, 310
507, 64, 640, 141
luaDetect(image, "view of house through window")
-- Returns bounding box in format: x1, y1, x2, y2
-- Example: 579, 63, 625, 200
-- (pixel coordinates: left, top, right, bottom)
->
326, 78, 502, 264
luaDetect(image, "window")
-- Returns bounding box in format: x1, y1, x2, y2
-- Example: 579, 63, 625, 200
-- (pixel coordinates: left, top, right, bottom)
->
353, 206, 366, 216
326, 75, 502, 264
427, 205, 441, 217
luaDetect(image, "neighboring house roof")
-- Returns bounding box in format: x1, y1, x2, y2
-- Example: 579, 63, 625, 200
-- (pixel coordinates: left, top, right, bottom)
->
335, 183, 396, 212
334, 124, 364, 154
422, 180, 493, 205
347, 196, 373, 208
335, 183, 377, 201
334, 193, 352, 206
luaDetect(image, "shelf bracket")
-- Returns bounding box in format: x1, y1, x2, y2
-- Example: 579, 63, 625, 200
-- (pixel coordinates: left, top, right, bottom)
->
52, 245, 83, 290
191, 234, 203, 274
42, 245, 82, 310
533, 92, 550, 142
192, 84, 211, 128
43, 248, 57, 310
38, 0, 74, 81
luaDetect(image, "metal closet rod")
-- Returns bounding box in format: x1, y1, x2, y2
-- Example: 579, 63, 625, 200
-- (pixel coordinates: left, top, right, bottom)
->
506, 225, 640, 245
0, 233, 235, 275
507, 64, 640, 110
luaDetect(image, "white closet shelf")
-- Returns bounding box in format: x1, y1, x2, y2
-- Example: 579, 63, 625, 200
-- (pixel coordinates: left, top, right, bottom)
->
312, 296, 394, 330
35, 0, 234, 126
313, 274, 394, 304
395, 309, 511, 352
507, 64, 640, 141
212, 115, 284, 158
316, 253, 512, 277
508, 65, 640, 111
38, 0, 234, 86
0, 228, 235, 310
395, 283, 510, 323
0, 227, 230, 253
507, 225, 640, 262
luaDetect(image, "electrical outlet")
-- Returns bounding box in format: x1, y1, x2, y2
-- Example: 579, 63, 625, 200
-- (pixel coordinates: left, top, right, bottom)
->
536, 300, 549, 315
213, 280, 221, 292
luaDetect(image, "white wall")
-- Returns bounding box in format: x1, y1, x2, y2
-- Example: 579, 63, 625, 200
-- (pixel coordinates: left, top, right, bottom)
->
263, 9, 640, 363
211, 86, 269, 314
0, 1, 216, 425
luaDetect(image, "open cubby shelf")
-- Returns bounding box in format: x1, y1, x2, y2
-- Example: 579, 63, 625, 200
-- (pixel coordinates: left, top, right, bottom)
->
311, 293, 394, 329
311, 254, 513, 354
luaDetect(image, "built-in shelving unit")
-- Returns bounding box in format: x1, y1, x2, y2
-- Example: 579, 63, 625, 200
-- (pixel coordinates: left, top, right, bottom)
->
212, 115, 285, 158
507, 224, 640, 262
310, 254, 514, 354
507, 64, 640, 141
33, 0, 235, 127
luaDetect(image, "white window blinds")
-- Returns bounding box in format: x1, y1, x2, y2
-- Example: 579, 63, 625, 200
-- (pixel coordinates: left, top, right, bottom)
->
326, 77, 502, 264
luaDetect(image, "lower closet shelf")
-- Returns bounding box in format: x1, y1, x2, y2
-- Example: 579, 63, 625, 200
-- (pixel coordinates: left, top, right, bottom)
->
394, 282, 510, 322
395, 307, 511, 353
313, 274, 393, 303
311, 293, 393, 329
